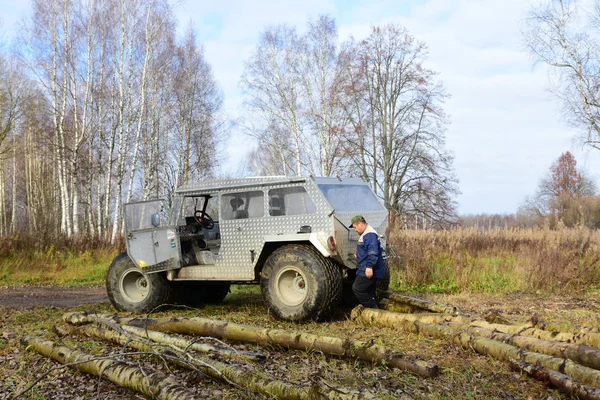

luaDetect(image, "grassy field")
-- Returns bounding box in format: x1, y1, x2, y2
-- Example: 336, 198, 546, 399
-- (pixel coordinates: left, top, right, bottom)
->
2, 227, 599, 294
1, 228, 600, 398
0, 235, 119, 287
3, 286, 599, 399
388, 227, 600, 295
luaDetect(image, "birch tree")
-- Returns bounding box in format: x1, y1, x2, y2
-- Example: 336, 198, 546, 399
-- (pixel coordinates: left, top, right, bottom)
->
241, 25, 305, 176
242, 17, 350, 177
170, 25, 223, 188
12, 0, 222, 240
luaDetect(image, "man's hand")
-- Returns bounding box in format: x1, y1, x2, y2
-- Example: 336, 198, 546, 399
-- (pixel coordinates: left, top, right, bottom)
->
365, 267, 373, 279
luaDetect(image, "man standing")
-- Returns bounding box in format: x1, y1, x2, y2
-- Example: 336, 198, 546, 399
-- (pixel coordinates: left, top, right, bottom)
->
349, 215, 384, 308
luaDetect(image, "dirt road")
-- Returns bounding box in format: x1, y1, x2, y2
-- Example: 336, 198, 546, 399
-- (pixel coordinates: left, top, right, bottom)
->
0, 285, 108, 308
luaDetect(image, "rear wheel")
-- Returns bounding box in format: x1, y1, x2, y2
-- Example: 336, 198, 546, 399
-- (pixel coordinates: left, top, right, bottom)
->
106, 252, 172, 313
260, 245, 342, 321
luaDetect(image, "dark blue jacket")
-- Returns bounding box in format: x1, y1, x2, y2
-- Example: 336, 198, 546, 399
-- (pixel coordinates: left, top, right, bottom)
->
356, 225, 384, 279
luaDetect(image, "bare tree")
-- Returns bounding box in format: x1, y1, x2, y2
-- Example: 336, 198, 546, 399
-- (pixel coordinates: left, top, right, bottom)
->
171, 25, 223, 188
342, 24, 458, 228
241, 24, 305, 176
242, 16, 352, 177
525, 0, 600, 151
10, 0, 222, 241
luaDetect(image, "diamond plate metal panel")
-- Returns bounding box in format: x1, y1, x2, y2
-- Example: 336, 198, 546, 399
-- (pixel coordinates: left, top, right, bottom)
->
168, 176, 387, 281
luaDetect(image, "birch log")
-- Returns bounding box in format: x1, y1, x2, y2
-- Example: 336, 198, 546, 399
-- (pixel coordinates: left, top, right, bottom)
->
352, 307, 600, 389
380, 291, 463, 315
63, 312, 439, 378
20, 335, 197, 400
350, 307, 600, 371
450, 323, 600, 371
118, 323, 266, 362
77, 323, 378, 400
510, 359, 600, 400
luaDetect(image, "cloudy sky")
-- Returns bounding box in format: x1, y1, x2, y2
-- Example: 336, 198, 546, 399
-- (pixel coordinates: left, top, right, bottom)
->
2, 0, 600, 215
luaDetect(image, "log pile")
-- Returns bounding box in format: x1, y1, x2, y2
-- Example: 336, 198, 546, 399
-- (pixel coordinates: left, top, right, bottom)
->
17, 310, 440, 399
17, 291, 600, 399
353, 293, 600, 400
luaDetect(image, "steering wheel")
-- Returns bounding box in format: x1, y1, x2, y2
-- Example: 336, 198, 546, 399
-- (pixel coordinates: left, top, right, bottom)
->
194, 210, 214, 229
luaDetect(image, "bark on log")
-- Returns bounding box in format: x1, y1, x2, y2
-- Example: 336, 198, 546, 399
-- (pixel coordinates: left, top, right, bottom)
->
63, 312, 439, 378
20, 335, 197, 400
380, 291, 463, 315
469, 320, 600, 349
352, 306, 600, 369
352, 307, 600, 389
122, 323, 265, 363
510, 359, 600, 400
349, 307, 472, 326
449, 323, 600, 371
63, 312, 264, 362
77, 323, 378, 400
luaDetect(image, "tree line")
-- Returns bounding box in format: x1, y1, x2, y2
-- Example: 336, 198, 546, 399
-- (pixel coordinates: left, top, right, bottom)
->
0, 3, 461, 241
0, 0, 223, 242
241, 16, 459, 228
461, 152, 600, 230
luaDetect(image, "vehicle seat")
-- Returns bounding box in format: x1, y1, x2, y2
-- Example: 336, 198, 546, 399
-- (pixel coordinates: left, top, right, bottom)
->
269, 197, 284, 216
233, 209, 249, 219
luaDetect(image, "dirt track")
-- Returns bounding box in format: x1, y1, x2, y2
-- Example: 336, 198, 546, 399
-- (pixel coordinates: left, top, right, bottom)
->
0, 286, 108, 308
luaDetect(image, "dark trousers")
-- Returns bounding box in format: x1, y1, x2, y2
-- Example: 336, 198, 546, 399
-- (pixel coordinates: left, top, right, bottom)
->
352, 276, 378, 308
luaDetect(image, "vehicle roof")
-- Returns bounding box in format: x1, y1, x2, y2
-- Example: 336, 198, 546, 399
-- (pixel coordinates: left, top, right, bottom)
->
176, 176, 368, 195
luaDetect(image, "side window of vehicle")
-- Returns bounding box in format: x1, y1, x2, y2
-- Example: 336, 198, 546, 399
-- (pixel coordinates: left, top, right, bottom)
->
268, 187, 316, 216
181, 196, 219, 224
221, 191, 265, 220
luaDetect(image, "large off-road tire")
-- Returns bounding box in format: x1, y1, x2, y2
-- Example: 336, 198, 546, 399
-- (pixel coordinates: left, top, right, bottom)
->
174, 282, 231, 306
106, 252, 172, 313
260, 245, 342, 321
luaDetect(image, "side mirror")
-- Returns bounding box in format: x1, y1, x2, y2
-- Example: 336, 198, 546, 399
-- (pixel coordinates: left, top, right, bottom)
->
151, 213, 160, 228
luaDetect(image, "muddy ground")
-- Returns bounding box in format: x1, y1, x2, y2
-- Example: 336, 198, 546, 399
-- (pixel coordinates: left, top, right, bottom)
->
0, 286, 108, 308
1, 286, 600, 399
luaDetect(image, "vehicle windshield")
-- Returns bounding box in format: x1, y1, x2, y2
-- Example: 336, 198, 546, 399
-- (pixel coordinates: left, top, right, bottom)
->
317, 184, 384, 211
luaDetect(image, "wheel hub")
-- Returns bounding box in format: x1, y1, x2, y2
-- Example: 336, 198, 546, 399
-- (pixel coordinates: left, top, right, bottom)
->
275, 267, 308, 307
120, 268, 150, 303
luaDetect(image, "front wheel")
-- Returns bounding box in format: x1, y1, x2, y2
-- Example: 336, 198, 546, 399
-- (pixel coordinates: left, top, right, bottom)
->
106, 252, 172, 312
260, 245, 342, 321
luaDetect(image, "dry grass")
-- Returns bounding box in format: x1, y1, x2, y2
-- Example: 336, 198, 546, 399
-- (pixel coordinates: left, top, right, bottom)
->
0, 234, 120, 286
388, 227, 600, 294
2, 286, 585, 399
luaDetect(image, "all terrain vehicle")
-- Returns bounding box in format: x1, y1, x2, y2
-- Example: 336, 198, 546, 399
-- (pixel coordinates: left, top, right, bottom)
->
106, 176, 389, 321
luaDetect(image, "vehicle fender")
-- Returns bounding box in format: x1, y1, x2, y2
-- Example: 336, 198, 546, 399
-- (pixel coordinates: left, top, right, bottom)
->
262, 232, 333, 258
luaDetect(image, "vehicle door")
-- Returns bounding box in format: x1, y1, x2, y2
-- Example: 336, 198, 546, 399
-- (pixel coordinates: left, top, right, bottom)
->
217, 190, 265, 278
125, 199, 181, 273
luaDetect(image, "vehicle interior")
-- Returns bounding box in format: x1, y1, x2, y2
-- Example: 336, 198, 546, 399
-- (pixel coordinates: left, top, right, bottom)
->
178, 195, 221, 266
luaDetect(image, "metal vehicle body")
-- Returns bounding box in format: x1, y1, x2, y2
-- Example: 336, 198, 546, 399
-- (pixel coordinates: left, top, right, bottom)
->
106, 176, 389, 320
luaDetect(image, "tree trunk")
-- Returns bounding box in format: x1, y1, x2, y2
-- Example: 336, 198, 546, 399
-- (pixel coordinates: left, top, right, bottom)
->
380, 291, 463, 315
448, 322, 600, 371
352, 306, 600, 389
510, 359, 600, 400
20, 335, 198, 400
98, 319, 266, 363
63, 312, 439, 378
75, 323, 377, 400
468, 320, 600, 349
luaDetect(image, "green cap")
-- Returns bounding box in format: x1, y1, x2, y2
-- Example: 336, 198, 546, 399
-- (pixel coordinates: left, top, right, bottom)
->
349, 215, 366, 228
